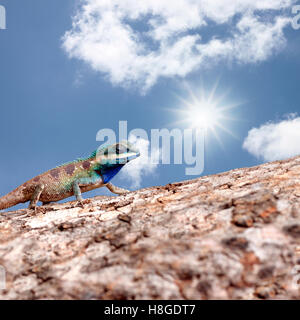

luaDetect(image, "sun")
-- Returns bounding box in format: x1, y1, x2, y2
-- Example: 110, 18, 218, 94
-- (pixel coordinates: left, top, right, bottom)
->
186, 101, 221, 130
170, 80, 242, 145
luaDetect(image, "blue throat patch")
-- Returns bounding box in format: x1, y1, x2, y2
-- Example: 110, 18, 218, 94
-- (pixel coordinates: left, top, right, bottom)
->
98, 164, 125, 184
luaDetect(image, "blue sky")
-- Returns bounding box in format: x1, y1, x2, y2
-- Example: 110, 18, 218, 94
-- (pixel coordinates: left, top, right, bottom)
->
1, 0, 300, 209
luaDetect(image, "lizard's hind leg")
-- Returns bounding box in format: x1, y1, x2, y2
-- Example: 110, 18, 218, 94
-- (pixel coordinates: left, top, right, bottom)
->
28, 184, 45, 209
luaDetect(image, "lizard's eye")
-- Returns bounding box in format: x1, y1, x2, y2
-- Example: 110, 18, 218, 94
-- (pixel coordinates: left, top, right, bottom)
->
104, 149, 109, 156
115, 144, 127, 154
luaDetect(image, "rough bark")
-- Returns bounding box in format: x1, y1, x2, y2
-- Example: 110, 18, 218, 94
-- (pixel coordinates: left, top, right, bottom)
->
0, 156, 300, 300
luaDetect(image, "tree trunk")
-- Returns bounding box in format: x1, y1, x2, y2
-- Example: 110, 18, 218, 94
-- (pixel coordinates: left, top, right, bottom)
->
0, 156, 300, 299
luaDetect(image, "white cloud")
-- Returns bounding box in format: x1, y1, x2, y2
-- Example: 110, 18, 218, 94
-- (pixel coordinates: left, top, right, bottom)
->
62, 0, 295, 92
120, 135, 160, 188
243, 114, 300, 162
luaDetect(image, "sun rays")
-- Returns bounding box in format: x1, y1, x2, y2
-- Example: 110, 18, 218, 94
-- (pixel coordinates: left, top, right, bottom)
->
168, 80, 242, 148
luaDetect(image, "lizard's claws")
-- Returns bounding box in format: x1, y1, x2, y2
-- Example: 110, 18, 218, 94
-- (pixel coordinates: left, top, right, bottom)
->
28, 205, 45, 216
75, 200, 84, 208
75, 199, 90, 208
119, 189, 130, 195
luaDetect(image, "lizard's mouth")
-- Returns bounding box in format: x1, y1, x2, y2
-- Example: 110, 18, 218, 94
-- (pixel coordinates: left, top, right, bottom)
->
127, 152, 140, 162
117, 152, 140, 164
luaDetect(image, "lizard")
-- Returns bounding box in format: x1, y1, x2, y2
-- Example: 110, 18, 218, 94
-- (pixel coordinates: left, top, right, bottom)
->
0, 141, 140, 211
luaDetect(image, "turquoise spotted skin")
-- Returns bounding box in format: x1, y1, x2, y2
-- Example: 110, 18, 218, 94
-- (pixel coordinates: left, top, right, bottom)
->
0, 141, 140, 210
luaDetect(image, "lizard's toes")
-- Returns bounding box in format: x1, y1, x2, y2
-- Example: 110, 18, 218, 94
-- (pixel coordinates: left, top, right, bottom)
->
76, 199, 92, 208
75, 201, 83, 208
75, 200, 87, 208
115, 189, 130, 195
27, 206, 40, 216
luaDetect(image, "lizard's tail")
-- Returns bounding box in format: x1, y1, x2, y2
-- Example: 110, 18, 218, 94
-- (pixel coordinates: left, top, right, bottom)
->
0, 187, 27, 210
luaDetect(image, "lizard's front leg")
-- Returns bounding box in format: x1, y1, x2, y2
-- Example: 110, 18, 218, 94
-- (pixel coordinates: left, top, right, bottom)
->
72, 175, 101, 206
73, 181, 83, 202
28, 184, 45, 209
105, 182, 130, 195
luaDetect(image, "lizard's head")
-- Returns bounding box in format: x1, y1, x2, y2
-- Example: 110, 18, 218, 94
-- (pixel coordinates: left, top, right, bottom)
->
96, 140, 140, 165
